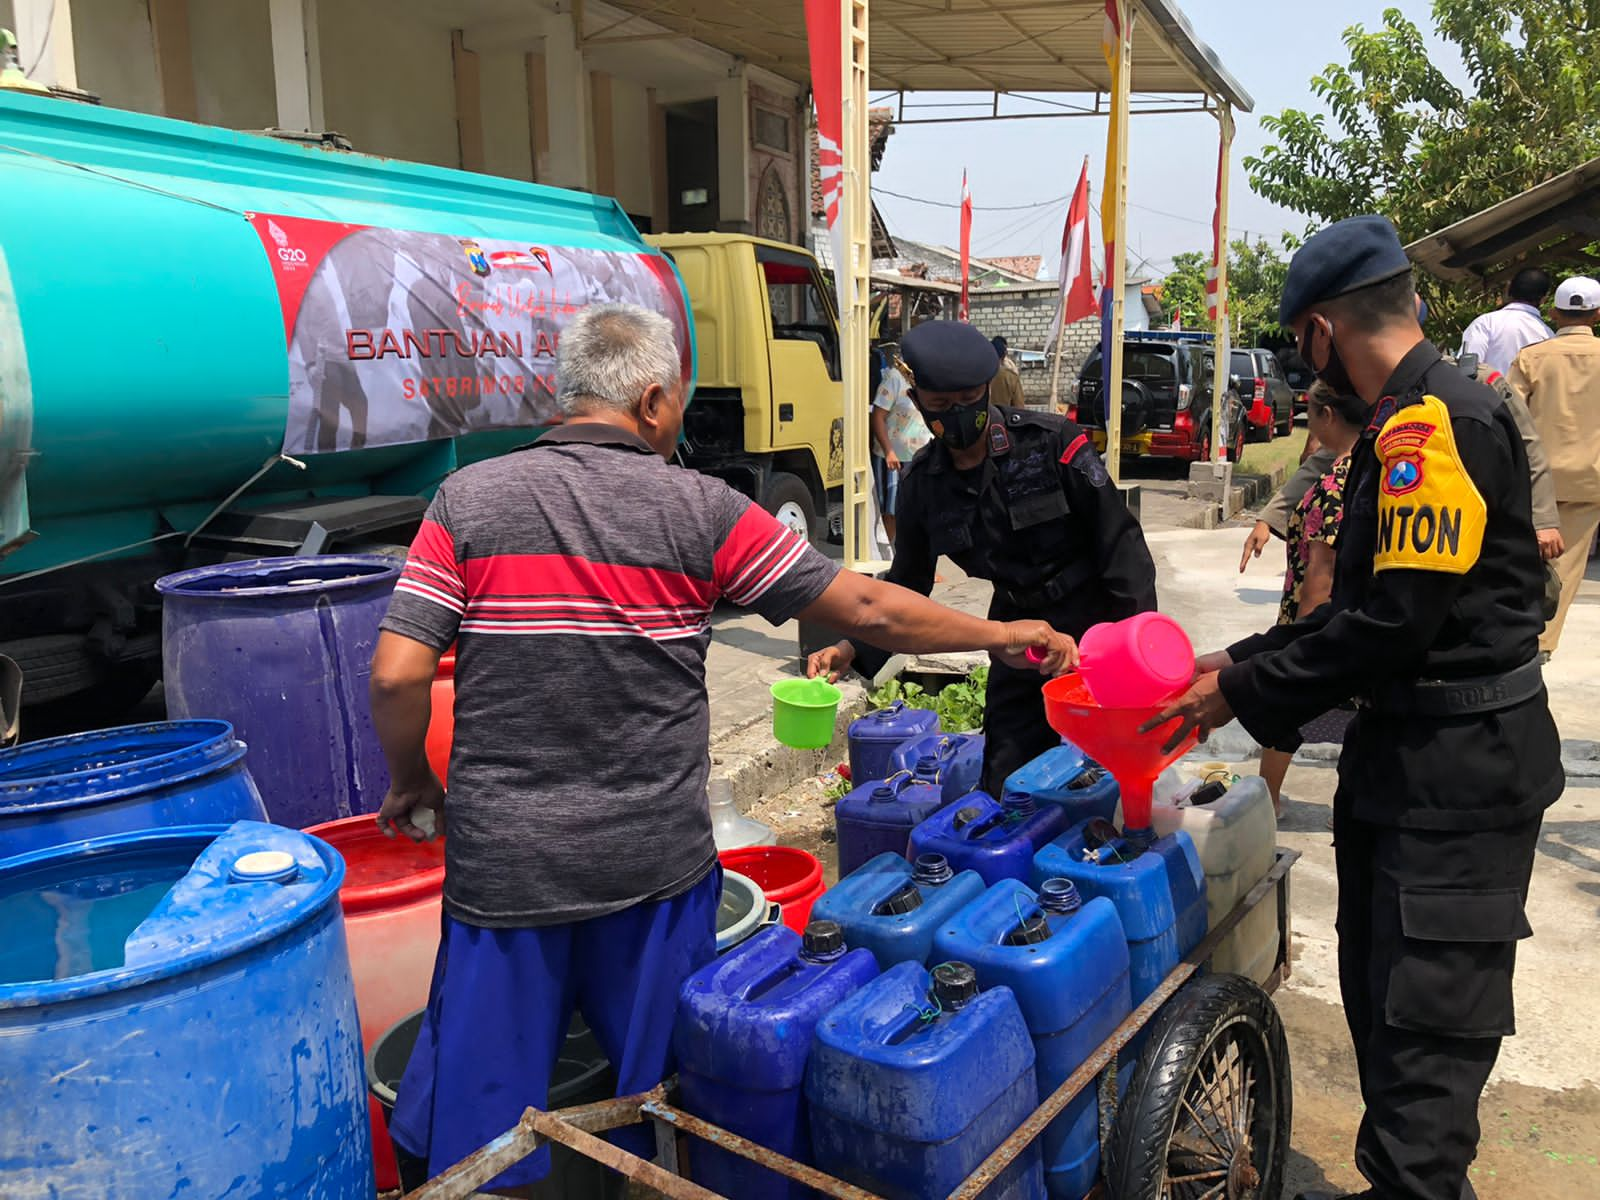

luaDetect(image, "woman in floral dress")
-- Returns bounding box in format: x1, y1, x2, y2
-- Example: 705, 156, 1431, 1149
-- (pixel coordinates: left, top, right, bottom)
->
1258, 382, 1369, 813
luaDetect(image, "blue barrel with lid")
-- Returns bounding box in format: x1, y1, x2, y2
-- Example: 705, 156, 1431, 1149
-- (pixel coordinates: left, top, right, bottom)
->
1033, 818, 1207, 1004
1003, 742, 1120, 827
888, 732, 985, 805
674, 921, 879, 1199
157, 554, 403, 828
909, 791, 1074, 887
0, 820, 372, 1198
807, 959, 1045, 1200
811, 851, 986, 970
933, 879, 1132, 1199
0, 720, 267, 859
848, 702, 939, 787
833, 771, 946, 878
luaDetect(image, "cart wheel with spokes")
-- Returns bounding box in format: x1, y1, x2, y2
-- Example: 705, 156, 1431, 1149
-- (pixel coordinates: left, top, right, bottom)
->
1105, 973, 1291, 1200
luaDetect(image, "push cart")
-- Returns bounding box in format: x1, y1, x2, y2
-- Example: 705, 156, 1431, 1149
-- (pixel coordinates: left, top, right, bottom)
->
404, 847, 1300, 1200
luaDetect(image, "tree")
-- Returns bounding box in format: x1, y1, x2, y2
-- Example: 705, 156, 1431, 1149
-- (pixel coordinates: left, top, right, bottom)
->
1244, 1, 1600, 339
1159, 239, 1289, 345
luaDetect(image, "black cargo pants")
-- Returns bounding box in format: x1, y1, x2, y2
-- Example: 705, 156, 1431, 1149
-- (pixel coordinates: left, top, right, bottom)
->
978, 657, 1058, 798
1332, 802, 1541, 1200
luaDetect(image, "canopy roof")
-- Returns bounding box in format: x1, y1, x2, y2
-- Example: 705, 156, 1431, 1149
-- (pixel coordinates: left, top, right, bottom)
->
1406, 156, 1600, 285
593, 0, 1252, 111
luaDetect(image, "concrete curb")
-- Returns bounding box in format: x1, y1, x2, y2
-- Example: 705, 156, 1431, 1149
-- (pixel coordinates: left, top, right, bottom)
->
709, 678, 867, 812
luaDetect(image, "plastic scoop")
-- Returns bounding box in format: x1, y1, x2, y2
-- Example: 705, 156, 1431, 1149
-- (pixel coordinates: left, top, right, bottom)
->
1076, 614, 1194, 708
1041, 672, 1198, 833
771, 677, 842, 749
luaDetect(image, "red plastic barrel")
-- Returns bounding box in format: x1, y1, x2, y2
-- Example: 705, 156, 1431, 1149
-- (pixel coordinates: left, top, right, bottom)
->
425, 653, 456, 785
719, 846, 825, 932
306, 813, 446, 1192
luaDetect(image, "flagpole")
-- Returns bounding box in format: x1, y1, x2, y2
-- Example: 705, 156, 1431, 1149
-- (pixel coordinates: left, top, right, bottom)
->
1105, 0, 1133, 487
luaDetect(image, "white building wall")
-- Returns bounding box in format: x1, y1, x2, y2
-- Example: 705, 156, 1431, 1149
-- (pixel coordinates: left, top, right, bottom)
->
73, 0, 160, 113
479, 50, 531, 181
610, 76, 652, 219
190, 0, 277, 130
316, 0, 456, 167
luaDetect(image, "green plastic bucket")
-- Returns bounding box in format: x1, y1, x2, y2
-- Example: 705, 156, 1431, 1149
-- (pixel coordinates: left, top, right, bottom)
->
770, 678, 842, 749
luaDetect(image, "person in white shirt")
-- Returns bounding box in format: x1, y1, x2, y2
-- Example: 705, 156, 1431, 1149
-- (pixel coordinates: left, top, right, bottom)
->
1459, 267, 1553, 376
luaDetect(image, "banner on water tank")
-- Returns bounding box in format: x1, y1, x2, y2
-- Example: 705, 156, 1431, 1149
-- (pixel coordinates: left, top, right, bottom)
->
245, 213, 691, 455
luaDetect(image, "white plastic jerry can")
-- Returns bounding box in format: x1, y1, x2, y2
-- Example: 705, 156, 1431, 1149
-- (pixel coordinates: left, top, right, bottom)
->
1150, 775, 1280, 984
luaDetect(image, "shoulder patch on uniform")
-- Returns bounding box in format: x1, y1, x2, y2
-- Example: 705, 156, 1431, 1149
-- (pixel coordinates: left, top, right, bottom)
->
1373, 394, 1486, 575
1062, 434, 1108, 486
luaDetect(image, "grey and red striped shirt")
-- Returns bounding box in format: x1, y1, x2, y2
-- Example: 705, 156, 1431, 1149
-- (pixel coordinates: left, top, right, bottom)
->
381, 423, 838, 926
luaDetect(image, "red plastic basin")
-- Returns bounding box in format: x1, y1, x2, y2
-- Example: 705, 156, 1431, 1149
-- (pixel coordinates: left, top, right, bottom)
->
307, 813, 446, 1192
719, 846, 825, 932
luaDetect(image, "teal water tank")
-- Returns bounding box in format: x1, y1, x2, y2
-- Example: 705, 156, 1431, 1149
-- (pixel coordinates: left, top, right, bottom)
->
0, 90, 693, 704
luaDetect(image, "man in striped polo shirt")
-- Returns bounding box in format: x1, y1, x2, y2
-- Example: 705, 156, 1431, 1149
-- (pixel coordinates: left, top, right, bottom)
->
369, 303, 1074, 1191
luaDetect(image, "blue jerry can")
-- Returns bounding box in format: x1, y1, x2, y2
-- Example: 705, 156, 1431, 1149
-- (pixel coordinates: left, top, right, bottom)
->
807, 959, 1046, 1200
811, 851, 986, 971
833, 773, 946, 879
847, 702, 940, 788
1003, 742, 1120, 827
1033, 818, 1207, 1004
674, 921, 879, 1199
909, 791, 1074, 887
932, 878, 1132, 1199
888, 732, 986, 805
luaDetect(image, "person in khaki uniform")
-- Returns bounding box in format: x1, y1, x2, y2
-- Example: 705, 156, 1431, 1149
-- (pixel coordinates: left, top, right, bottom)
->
1509, 275, 1600, 657
989, 336, 1026, 409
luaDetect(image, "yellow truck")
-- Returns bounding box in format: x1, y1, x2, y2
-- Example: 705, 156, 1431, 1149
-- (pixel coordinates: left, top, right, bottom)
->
649, 233, 844, 543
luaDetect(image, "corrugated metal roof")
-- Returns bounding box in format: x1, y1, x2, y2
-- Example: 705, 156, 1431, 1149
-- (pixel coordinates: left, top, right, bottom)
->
595, 0, 1251, 111
1406, 156, 1600, 284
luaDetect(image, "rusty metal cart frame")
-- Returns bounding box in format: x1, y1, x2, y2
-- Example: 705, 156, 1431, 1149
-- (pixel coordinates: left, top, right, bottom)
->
405, 847, 1300, 1200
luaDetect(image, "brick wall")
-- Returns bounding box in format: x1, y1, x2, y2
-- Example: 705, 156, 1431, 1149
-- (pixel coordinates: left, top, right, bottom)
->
967, 288, 1100, 407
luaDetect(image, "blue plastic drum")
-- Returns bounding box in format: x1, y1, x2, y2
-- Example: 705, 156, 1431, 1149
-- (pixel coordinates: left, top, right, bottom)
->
0, 720, 266, 859
0, 821, 372, 1198
158, 554, 403, 828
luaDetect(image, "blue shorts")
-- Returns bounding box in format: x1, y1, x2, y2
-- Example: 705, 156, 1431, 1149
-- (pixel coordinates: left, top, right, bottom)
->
873, 455, 900, 517
389, 868, 720, 1189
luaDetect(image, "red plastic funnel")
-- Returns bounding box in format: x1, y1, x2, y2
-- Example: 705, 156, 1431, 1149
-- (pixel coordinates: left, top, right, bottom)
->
1041, 673, 1197, 830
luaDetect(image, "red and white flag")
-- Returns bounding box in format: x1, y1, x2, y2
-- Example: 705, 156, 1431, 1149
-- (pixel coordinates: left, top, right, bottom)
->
804, 0, 847, 317
1046, 160, 1098, 351
1205, 127, 1228, 321
958, 170, 973, 321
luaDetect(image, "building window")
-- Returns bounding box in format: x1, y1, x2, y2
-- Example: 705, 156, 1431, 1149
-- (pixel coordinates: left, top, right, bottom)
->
753, 106, 791, 155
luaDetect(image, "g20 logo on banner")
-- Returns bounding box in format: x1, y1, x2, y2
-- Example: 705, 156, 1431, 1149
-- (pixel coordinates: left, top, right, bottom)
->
268, 219, 310, 269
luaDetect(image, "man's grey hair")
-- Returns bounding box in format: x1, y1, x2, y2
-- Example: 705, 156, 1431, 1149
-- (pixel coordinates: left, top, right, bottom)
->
556, 303, 681, 416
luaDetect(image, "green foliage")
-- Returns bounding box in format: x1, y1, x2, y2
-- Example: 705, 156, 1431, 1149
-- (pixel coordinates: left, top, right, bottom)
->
1243, 1, 1600, 342
1161, 239, 1291, 345
867, 665, 990, 733
823, 772, 852, 802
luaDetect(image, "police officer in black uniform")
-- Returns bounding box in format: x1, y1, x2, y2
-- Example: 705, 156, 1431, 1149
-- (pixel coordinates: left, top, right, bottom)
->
1149, 216, 1563, 1200
808, 320, 1158, 795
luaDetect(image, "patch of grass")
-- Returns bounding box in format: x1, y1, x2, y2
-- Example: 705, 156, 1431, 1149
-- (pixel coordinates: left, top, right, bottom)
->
1239, 425, 1309, 479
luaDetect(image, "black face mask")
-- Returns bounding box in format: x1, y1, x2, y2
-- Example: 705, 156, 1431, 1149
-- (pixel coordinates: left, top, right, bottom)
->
1307, 322, 1355, 395
917, 393, 991, 451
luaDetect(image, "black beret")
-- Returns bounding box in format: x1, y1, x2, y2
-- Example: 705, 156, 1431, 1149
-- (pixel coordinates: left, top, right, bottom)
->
1278, 214, 1413, 326
900, 321, 1001, 392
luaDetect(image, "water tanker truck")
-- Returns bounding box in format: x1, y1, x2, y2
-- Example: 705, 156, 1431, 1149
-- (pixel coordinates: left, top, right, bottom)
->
0, 90, 845, 722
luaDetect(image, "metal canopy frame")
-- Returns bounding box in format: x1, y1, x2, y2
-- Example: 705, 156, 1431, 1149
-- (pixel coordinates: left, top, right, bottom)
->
591, 0, 1252, 564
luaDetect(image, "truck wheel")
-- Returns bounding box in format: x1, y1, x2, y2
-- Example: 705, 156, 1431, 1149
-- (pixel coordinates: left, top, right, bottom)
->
1105, 973, 1291, 1200
761, 472, 819, 544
